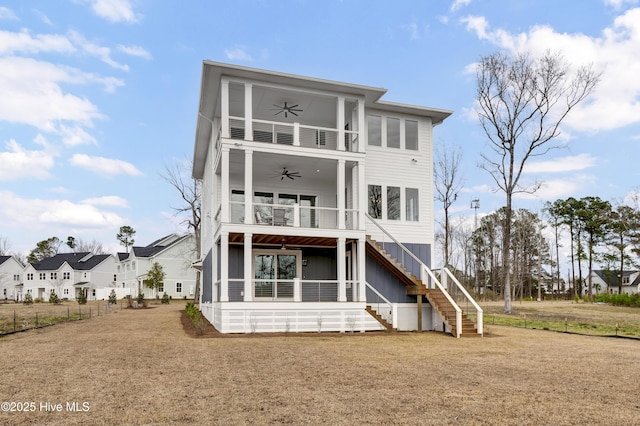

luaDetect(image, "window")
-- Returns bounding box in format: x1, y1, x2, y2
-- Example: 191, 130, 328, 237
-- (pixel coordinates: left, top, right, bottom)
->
623, 276, 630, 284
405, 120, 418, 150
13, 274, 20, 281
126, 264, 130, 271
64, 289, 69, 295
83, 272, 87, 279
158, 284, 164, 293
254, 252, 297, 299
27, 273, 33, 281
27, 289, 32, 294
92, 289, 96, 298
113, 274, 117, 282
387, 186, 400, 220
63, 272, 70, 280
176, 282, 182, 293
406, 188, 419, 221
50, 272, 57, 280
368, 185, 382, 219
231, 189, 245, 223
367, 115, 381, 146
386, 117, 400, 148
39, 273, 45, 280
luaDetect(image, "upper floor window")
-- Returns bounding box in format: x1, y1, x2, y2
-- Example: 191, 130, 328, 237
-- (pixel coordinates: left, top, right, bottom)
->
386, 118, 400, 148
406, 188, 419, 221
405, 120, 418, 150
39, 273, 45, 280
367, 115, 381, 146
387, 186, 400, 220
368, 185, 382, 219
13, 274, 20, 281
63, 272, 70, 280
50, 272, 57, 280
27, 273, 33, 281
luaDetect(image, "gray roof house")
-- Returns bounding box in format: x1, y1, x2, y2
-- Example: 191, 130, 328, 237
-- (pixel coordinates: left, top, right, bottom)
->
0, 255, 24, 301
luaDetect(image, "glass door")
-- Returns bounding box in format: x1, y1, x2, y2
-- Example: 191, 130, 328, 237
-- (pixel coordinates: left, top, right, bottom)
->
253, 251, 298, 300
300, 195, 317, 228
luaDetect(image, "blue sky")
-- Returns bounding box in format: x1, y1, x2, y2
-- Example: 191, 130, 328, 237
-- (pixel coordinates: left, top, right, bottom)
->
1, 0, 640, 259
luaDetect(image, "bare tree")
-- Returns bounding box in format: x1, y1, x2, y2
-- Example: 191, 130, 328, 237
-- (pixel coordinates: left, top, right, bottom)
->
160, 159, 202, 304
0, 237, 10, 256
434, 144, 464, 268
475, 50, 599, 313
76, 239, 107, 255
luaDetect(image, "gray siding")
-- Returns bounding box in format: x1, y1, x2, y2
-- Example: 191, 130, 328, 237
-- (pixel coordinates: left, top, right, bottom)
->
202, 249, 213, 303
302, 248, 336, 280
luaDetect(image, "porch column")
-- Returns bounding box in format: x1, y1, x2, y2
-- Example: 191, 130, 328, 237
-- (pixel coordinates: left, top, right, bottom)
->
221, 78, 230, 139
243, 233, 253, 301
337, 237, 347, 302
244, 83, 253, 141
220, 147, 230, 223
220, 232, 229, 302
357, 98, 365, 153
244, 149, 253, 224
357, 238, 366, 302
337, 159, 345, 229
357, 160, 366, 231
337, 96, 345, 151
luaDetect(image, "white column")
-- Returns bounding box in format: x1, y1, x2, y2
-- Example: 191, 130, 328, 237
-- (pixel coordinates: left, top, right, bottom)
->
337, 159, 345, 229
337, 237, 346, 302
357, 160, 366, 231
245, 83, 253, 141
358, 238, 366, 302
337, 96, 345, 151
221, 79, 230, 139
220, 232, 229, 302
293, 122, 300, 146
357, 98, 365, 153
244, 149, 253, 224
244, 233, 253, 301
220, 147, 230, 223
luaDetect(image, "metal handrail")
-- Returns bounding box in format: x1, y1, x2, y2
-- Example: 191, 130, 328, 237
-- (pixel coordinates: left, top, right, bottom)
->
440, 268, 483, 335
365, 281, 393, 329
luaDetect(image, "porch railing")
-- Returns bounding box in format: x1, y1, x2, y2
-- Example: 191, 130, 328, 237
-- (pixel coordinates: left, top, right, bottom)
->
228, 116, 359, 152
228, 201, 358, 230
222, 279, 359, 303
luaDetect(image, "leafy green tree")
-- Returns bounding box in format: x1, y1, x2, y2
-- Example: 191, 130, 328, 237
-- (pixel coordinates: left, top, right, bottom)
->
23, 292, 33, 305
577, 197, 611, 298
66, 236, 77, 252
605, 204, 640, 294
108, 289, 117, 304
144, 262, 165, 299
27, 237, 62, 263
475, 51, 599, 312
49, 290, 61, 304
77, 288, 87, 305
116, 226, 136, 253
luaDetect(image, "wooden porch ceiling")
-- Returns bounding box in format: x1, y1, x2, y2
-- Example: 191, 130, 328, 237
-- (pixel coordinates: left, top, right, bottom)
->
228, 233, 340, 247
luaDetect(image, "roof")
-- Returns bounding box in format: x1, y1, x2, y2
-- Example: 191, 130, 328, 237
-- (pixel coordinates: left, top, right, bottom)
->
127, 234, 191, 259
31, 252, 111, 271
593, 270, 639, 286
193, 61, 453, 178
0, 255, 11, 266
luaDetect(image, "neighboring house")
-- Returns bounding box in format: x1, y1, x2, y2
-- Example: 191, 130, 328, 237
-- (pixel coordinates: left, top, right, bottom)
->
0, 256, 24, 301
590, 270, 640, 295
23, 253, 118, 302
192, 61, 482, 336
116, 234, 197, 300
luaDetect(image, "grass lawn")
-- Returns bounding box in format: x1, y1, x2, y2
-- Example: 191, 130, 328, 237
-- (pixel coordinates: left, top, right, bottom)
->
0, 300, 639, 425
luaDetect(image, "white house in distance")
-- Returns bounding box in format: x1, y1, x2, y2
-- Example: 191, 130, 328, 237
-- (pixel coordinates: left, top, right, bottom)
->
23, 253, 117, 302
589, 270, 640, 295
192, 61, 483, 336
116, 234, 197, 300
0, 255, 24, 301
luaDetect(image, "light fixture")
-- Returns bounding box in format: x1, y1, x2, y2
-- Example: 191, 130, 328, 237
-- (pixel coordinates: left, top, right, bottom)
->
411, 158, 418, 163
280, 237, 287, 250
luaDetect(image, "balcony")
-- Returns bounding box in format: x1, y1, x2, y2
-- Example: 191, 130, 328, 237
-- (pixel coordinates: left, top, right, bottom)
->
227, 117, 360, 152
223, 201, 359, 230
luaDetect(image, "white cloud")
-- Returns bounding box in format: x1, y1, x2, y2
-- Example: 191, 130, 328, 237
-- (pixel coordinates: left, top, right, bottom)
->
117, 44, 152, 60
461, 8, 640, 133
0, 29, 76, 55
605, 0, 640, 9
77, 0, 141, 23
451, 0, 472, 12
68, 30, 129, 71
32, 9, 53, 26
0, 191, 125, 231
69, 154, 143, 176
59, 125, 98, 147
224, 47, 253, 62
82, 195, 129, 207
523, 154, 597, 174
0, 6, 18, 20
515, 178, 590, 201
0, 139, 55, 180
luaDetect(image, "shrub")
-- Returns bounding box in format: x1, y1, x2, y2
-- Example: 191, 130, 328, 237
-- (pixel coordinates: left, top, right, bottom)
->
49, 290, 60, 304
77, 289, 87, 305
23, 292, 33, 305
136, 291, 144, 305
108, 289, 117, 304
34, 297, 43, 303
161, 292, 170, 304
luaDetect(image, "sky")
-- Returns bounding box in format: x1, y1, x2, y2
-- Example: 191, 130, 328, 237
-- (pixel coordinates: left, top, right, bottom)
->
1, 0, 640, 262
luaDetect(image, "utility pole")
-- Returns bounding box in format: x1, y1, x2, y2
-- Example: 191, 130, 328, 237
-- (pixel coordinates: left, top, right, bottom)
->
471, 199, 480, 293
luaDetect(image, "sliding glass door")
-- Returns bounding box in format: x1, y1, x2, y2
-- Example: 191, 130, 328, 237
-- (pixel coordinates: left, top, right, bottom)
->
254, 251, 299, 300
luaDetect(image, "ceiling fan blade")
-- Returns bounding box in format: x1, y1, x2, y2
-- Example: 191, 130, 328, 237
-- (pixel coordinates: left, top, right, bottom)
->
289, 111, 298, 116
287, 175, 295, 180
288, 104, 299, 109
274, 110, 284, 116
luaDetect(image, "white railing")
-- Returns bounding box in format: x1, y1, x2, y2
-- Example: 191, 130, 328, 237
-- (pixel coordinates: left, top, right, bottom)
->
227, 116, 360, 152
226, 201, 358, 230
365, 281, 393, 328
437, 268, 483, 335
365, 213, 482, 337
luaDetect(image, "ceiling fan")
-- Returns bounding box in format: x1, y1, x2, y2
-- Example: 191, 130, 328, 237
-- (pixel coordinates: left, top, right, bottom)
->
274, 167, 302, 180
270, 102, 303, 118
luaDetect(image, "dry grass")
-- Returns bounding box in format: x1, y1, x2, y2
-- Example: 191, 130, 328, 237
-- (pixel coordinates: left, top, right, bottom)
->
1, 301, 639, 425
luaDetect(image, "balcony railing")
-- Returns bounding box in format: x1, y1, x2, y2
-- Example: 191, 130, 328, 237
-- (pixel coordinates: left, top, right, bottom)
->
228, 117, 359, 152
226, 279, 356, 302
228, 201, 358, 230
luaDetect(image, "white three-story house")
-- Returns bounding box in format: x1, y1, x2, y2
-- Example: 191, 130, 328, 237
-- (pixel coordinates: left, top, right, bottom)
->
192, 61, 482, 336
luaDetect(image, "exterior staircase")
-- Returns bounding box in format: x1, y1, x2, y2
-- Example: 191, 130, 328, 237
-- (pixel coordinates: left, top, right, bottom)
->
365, 235, 480, 337
365, 305, 395, 331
